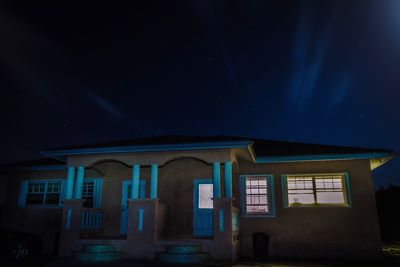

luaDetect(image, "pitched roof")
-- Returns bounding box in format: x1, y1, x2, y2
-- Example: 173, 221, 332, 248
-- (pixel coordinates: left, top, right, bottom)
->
5, 158, 65, 167
1, 135, 395, 171
47, 135, 393, 157
0, 158, 66, 172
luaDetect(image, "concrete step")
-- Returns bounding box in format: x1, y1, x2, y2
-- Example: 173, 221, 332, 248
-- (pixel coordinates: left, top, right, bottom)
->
73, 251, 125, 262
166, 245, 202, 255
157, 251, 211, 264
83, 244, 116, 253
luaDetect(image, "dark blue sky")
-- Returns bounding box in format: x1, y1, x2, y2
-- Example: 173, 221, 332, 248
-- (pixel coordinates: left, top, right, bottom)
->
0, 0, 399, 187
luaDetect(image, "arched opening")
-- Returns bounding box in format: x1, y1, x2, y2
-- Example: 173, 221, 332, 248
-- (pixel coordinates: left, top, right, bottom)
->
161, 156, 210, 168
85, 159, 132, 237
158, 157, 213, 239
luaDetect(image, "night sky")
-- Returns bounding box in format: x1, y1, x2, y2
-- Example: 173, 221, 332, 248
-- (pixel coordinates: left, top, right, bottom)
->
0, 0, 399, 187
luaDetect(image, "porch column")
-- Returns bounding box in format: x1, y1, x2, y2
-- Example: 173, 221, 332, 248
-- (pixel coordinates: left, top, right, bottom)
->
74, 166, 85, 199
150, 164, 158, 199
224, 161, 232, 198
66, 166, 75, 199
131, 164, 140, 199
213, 162, 221, 198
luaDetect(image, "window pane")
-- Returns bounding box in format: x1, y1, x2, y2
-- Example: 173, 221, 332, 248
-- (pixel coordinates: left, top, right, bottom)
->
199, 184, 213, 209
245, 176, 270, 214
287, 174, 347, 206
288, 193, 315, 205
259, 196, 268, 204
251, 188, 259, 194
247, 205, 269, 213
25, 181, 61, 206
82, 180, 95, 208
316, 192, 345, 204
259, 188, 267, 194
26, 193, 44, 204
45, 193, 60, 204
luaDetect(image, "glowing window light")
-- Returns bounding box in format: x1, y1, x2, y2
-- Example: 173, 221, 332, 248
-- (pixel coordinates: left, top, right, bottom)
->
286, 174, 348, 206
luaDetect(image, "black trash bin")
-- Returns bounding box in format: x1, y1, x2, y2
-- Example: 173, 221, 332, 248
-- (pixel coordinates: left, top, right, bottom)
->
253, 232, 269, 261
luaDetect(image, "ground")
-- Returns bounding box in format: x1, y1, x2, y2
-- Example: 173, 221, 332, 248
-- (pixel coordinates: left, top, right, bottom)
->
1, 244, 400, 267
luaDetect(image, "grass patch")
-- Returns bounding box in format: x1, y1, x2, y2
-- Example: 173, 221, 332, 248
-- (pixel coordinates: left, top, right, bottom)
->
382, 243, 400, 257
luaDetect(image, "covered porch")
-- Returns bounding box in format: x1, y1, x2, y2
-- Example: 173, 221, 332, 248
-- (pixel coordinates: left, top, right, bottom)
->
57, 149, 242, 261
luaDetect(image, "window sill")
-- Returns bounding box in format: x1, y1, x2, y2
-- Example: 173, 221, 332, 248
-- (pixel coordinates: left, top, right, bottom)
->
241, 214, 276, 218
22, 205, 63, 209
285, 204, 351, 208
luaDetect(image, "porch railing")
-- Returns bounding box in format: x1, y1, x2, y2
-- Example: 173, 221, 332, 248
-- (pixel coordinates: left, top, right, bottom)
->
80, 208, 104, 233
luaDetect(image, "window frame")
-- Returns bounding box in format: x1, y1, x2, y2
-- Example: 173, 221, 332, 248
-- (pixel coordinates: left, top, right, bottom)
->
24, 179, 65, 208
18, 177, 102, 208
240, 174, 276, 218
82, 177, 103, 208
281, 172, 352, 208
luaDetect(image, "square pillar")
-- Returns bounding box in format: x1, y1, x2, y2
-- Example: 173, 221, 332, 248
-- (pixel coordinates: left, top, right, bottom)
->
126, 199, 159, 259
74, 166, 85, 199
58, 199, 83, 256
66, 166, 75, 200
131, 164, 140, 199
212, 198, 238, 261
150, 164, 158, 199
213, 162, 221, 198
224, 161, 233, 198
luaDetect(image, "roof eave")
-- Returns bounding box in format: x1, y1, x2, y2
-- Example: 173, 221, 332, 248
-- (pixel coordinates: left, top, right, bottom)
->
0, 165, 66, 172
42, 140, 253, 157
255, 152, 395, 164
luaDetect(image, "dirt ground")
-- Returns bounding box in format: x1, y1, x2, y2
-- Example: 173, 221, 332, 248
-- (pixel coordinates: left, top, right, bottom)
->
1, 244, 400, 267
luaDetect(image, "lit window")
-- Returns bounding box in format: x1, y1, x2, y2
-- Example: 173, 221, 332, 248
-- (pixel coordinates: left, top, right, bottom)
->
241, 175, 275, 216
26, 180, 62, 206
284, 173, 350, 207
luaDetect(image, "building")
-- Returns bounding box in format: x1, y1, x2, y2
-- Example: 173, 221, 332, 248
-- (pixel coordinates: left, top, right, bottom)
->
0, 136, 396, 262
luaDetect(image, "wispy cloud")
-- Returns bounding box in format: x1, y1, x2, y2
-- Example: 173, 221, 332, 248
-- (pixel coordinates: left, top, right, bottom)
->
289, 2, 338, 112
82, 87, 127, 121
332, 73, 351, 106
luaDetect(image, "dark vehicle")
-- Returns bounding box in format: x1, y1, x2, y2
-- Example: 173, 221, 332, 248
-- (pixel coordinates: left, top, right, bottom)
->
0, 230, 42, 261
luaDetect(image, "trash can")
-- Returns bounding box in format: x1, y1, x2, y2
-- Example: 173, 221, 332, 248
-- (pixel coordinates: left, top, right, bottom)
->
253, 232, 269, 261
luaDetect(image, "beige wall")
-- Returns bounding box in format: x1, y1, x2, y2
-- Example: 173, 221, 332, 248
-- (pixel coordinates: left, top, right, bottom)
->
158, 158, 213, 238
236, 159, 381, 259
2, 153, 382, 259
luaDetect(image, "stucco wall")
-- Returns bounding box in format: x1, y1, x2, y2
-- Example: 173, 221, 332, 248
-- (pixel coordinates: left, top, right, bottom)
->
86, 162, 129, 237
2, 155, 382, 260
2, 170, 66, 254
158, 158, 214, 238
236, 159, 381, 259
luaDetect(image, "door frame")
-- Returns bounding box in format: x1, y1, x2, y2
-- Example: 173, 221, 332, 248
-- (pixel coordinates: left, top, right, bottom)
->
193, 178, 213, 237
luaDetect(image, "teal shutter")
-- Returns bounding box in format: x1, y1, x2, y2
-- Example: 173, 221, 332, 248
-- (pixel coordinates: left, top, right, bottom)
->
281, 175, 288, 208
60, 179, 67, 206
268, 175, 276, 217
239, 176, 246, 215
139, 180, 146, 199
93, 178, 103, 208
344, 172, 352, 208
18, 181, 28, 207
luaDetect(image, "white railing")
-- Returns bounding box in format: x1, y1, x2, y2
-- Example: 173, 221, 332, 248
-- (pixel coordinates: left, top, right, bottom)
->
81, 208, 103, 232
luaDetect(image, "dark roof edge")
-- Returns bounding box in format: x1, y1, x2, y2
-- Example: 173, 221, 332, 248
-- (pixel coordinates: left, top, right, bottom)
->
41, 140, 254, 157
1, 165, 66, 172
255, 151, 395, 163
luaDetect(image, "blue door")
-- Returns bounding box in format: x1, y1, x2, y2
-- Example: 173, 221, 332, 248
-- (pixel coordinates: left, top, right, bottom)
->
193, 179, 213, 237
120, 180, 146, 235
